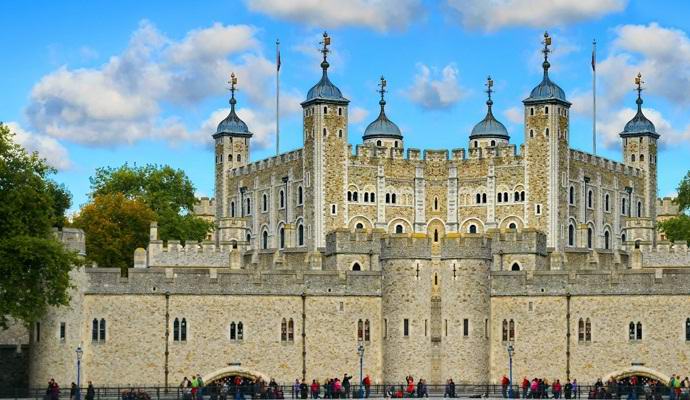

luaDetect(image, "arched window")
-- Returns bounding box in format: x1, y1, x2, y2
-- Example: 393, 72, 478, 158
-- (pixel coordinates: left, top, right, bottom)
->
279, 227, 285, 249
497, 193, 502, 203
298, 186, 303, 205
230, 201, 235, 218
298, 224, 304, 246
621, 232, 626, 243
279, 190, 285, 209
585, 318, 591, 342
685, 318, 690, 341
490, 140, 496, 146
482, 193, 487, 203
353, 192, 358, 202
474, 141, 478, 148
395, 224, 404, 234
338, 107, 342, 116
434, 229, 439, 242
587, 227, 593, 249
605, 194, 610, 211
508, 319, 515, 341
347, 191, 352, 201
99, 318, 106, 341
370, 193, 375, 202
323, 106, 328, 114
386, 193, 391, 203
237, 154, 241, 162
364, 192, 369, 202
91, 319, 98, 342
588, 190, 593, 208
237, 322, 243, 340
545, 128, 550, 136
173, 318, 180, 341
433, 197, 438, 210
262, 230, 268, 249
604, 230, 610, 250
364, 320, 371, 341
502, 320, 508, 342
262, 193, 268, 212
246, 198, 251, 215
631, 154, 636, 162
476, 193, 481, 204
228, 154, 233, 161
323, 128, 327, 136
338, 129, 343, 138
180, 318, 187, 341
357, 319, 363, 340
511, 263, 520, 271
376, 140, 382, 147
508, 222, 517, 230
544, 106, 549, 114
637, 201, 642, 217
356, 223, 364, 230
514, 192, 520, 202
622, 198, 627, 215
469, 225, 477, 234
392, 193, 397, 204
569, 186, 575, 205
640, 154, 644, 162
352, 263, 361, 271
529, 129, 534, 138
503, 192, 508, 202
578, 318, 584, 342
288, 319, 294, 341
568, 224, 575, 246
520, 191, 525, 201
281, 318, 287, 342
636, 322, 642, 340
230, 322, 236, 340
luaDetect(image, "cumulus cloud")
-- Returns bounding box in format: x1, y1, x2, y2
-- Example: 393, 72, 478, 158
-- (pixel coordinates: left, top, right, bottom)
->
245, 0, 424, 32
571, 23, 690, 151
349, 106, 370, 124
5, 122, 72, 170
446, 0, 627, 31
25, 20, 289, 150
503, 107, 522, 124
406, 63, 466, 110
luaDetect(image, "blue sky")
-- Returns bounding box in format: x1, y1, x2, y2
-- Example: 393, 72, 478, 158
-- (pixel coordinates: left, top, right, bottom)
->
2, 0, 690, 212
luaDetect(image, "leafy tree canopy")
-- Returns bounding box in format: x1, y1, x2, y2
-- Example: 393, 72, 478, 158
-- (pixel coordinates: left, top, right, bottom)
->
0, 123, 80, 328
658, 170, 690, 245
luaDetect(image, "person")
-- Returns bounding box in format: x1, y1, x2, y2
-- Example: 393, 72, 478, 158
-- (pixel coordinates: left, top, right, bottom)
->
363, 375, 371, 399
293, 379, 301, 400
334, 378, 342, 398
572, 380, 578, 400
501, 376, 510, 398
50, 379, 61, 400
311, 380, 320, 399
343, 375, 351, 399
564, 380, 572, 399
70, 383, 77, 400
300, 380, 308, 400
522, 378, 530, 399
85, 382, 95, 400
553, 380, 562, 399
449, 379, 456, 398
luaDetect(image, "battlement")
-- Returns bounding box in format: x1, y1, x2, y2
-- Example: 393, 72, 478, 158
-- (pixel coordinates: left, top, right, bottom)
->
230, 148, 303, 177
640, 241, 690, 267
488, 228, 548, 256
193, 197, 215, 217
349, 143, 523, 164
656, 197, 680, 217
146, 239, 240, 268
52, 227, 86, 256
325, 229, 383, 256
570, 149, 641, 177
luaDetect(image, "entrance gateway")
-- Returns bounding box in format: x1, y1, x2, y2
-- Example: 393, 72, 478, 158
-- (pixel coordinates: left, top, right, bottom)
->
202, 366, 271, 384
603, 366, 670, 385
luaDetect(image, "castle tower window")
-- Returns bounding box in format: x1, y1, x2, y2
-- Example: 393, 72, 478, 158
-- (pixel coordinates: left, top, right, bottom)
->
514, 192, 520, 202
605, 194, 610, 212
364, 193, 369, 202
331, 204, 337, 215
588, 190, 593, 208
468, 225, 477, 234
508, 223, 517, 230
585, 318, 591, 342
502, 320, 508, 341
578, 319, 584, 341
587, 227, 593, 249
281, 318, 287, 342
394, 141, 399, 148
490, 140, 496, 147
230, 322, 236, 340
392, 193, 397, 204
364, 320, 370, 342
323, 106, 328, 114
604, 230, 610, 250
246, 233, 252, 247
298, 186, 303, 205
433, 197, 439, 210
434, 229, 439, 242
35, 322, 40, 343
511, 263, 520, 271
179, 318, 186, 341
530, 107, 534, 116
386, 193, 391, 203
353, 192, 358, 202
569, 186, 575, 205
228, 154, 232, 161
298, 224, 304, 246
520, 191, 525, 201
685, 318, 690, 341
503, 192, 508, 202
323, 128, 327, 137
279, 190, 285, 209
535, 204, 541, 215
508, 319, 515, 341
338, 107, 342, 116
377, 140, 382, 146
356, 223, 364, 230
637, 201, 642, 217
395, 224, 404, 234
262, 194, 268, 212
545, 128, 549, 137
544, 106, 549, 114
237, 154, 241, 162
476, 193, 481, 204
92, 319, 98, 342
403, 319, 410, 337
59, 322, 66, 341
635, 240, 641, 249
338, 129, 343, 138
463, 319, 469, 337
621, 198, 627, 215
568, 224, 575, 247
352, 262, 361, 271
246, 198, 251, 215
482, 193, 487, 203
474, 141, 478, 148
230, 201, 235, 218
357, 319, 363, 340
640, 154, 644, 162
621, 232, 626, 243
370, 193, 375, 202
288, 319, 294, 341
631, 154, 636, 162
99, 318, 107, 342
262, 230, 268, 249
173, 318, 180, 341
237, 322, 243, 340
497, 194, 502, 203
384, 319, 388, 339
529, 129, 534, 138
347, 191, 352, 201
279, 227, 285, 249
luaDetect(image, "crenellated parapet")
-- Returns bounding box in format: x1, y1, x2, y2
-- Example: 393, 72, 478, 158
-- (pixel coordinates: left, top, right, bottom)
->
570, 149, 642, 177
639, 241, 690, 268
230, 148, 303, 177
52, 227, 86, 256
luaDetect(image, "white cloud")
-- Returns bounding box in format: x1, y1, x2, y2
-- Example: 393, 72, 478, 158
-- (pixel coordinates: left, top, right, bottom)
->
5, 122, 72, 170
25, 20, 290, 149
349, 106, 370, 124
447, 0, 627, 31
406, 63, 466, 110
245, 0, 424, 32
503, 107, 522, 124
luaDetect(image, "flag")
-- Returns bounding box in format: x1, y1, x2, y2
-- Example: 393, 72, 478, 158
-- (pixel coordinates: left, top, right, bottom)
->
591, 39, 596, 71
276, 40, 281, 72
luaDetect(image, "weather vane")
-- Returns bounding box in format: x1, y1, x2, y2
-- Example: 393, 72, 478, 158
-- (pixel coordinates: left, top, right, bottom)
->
635, 72, 644, 94
485, 75, 494, 101
542, 31, 552, 61
228, 72, 238, 106
319, 31, 331, 59
378, 76, 387, 100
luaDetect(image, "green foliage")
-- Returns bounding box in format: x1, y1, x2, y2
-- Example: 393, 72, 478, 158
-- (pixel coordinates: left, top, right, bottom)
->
0, 123, 80, 328
89, 164, 211, 241
675, 171, 690, 213
73, 193, 156, 273
658, 215, 690, 245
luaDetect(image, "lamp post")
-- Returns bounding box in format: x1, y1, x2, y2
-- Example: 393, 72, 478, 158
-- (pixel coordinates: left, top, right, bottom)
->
76, 346, 83, 400
357, 341, 365, 398
507, 343, 514, 399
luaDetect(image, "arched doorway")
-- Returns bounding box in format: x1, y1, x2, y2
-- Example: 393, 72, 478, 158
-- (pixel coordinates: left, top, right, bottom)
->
202, 366, 271, 384
603, 366, 670, 385
201, 366, 275, 398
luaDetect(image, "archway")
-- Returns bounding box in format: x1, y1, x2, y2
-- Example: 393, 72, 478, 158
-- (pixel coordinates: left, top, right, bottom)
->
202, 365, 271, 385
603, 366, 670, 385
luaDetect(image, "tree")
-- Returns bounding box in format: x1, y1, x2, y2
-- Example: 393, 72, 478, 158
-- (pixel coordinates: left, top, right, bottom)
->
73, 193, 156, 273
658, 170, 690, 244
0, 123, 81, 328
89, 164, 212, 241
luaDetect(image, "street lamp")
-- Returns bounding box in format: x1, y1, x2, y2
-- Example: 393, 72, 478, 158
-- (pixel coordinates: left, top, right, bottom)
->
507, 343, 514, 399
357, 341, 365, 398
76, 346, 84, 400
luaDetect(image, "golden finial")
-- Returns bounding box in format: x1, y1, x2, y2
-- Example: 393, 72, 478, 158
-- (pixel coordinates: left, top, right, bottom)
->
228, 72, 238, 108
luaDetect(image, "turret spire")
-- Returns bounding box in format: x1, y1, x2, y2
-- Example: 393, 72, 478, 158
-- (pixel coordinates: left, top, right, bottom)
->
470, 75, 509, 142
228, 72, 238, 111
214, 72, 251, 138
635, 72, 644, 112
378, 75, 387, 112
319, 31, 331, 72
541, 31, 552, 76
621, 72, 657, 137
485, 75, 494, 110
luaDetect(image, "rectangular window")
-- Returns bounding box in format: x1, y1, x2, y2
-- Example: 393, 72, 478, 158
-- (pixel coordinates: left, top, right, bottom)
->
35, 322, 40, 343
331, 204, 337, 215
424, 319, 428, 337
485, 319, 489, 339
535, 204, 542, 215
463, 319, 469, 337
445, 319, 448, 337
403, 319, 409, 337
60, 322, 66, 341
384, 319, 388, 339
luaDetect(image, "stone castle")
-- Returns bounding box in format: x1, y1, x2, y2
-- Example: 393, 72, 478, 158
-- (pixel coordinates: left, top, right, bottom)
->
14, 32, 690, 388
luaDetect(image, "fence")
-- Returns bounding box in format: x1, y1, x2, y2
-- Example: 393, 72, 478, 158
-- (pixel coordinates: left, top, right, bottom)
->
0, 383, 672, 400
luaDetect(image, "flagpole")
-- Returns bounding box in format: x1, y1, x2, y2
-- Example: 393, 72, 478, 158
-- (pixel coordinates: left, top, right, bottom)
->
592, 39, 597, 155
276, 39, 280, 155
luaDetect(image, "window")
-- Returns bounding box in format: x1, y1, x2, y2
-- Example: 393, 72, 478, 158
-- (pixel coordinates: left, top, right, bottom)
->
640, 154, 644, 162
281, 318, 287, 342
511, 263, 520, 271
370, 193, 375, 202
578, 318, 585, 342
173, 318, 186, 342
529, 129, 534, 138
230, 201, 235, 218
323, 128, 327, 137
490, 140, 496, 147
545, 106, 549, 114
288, 319, 294, 341
686, 318, 690, 341
384, 319, 388, 339
331, 204, 337, 215
474, 141, 478, 148
530, 107, 534, 116
237, 322, 243, 340
585, 318, 591, 342
386, 193, 391, 203
514, 191, 520, 202
237, 154, 241, 162
469, 224, 477, 234
338, 107, 343, 116
35, 322, 40, 343
298, 224, 304, 246
546, 128, 550, 137
433, 197, 439, 210
588, 190, 593, 208
262, 193, 268, 212
262, 230, 268, 249
298, 186, 303, 205
99, 318, 106, 341
347, 191, 352, 201
356, 223, 364, 230
463, 319, 469, 337
629, 321, 642, 340
279, 227, 285, 249
338, 129, 343, 138
246, 198, 251, 215
622, 198, 627, 215
482, 193, 487, 203
434, 229, 439, 242
631, 154, 636, 162
392, 193, 397, 204
60, 322, 66, 341
502, 320, 508, 342
476, 193, 481, 204
508, 223, 517, 230
569, 186, 575, 205
587, 227, 593, 249
536, 204, 542, 215
364, 193, 369, 202
357, 319, 363, 340
637, 201, 642, 217
376, 140, 382, 146
395, 224, 404, 234
503, 192, 508, 202
353, 192, 358, 202
92, 319, 99, 342
230, 322, 236, 340
604, 230, 610, 250
497, 193, 502, 203
509, 319, 515, 341
403, 319, 410, 337
352, 262, 361, 271
246, 232, 251, 247
279, 190, 285, 209
605, 194, 610, 212
323, 106, 328, 114
364, 320, 370, 342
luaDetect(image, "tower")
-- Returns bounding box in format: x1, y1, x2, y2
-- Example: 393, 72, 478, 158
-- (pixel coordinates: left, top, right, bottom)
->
523, 32, 571, 252
469, 75, 509, 149
213, 73, 252, 220
620, 73, 659, 241
362, 76, 403, 149
301, 32, 350, 250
